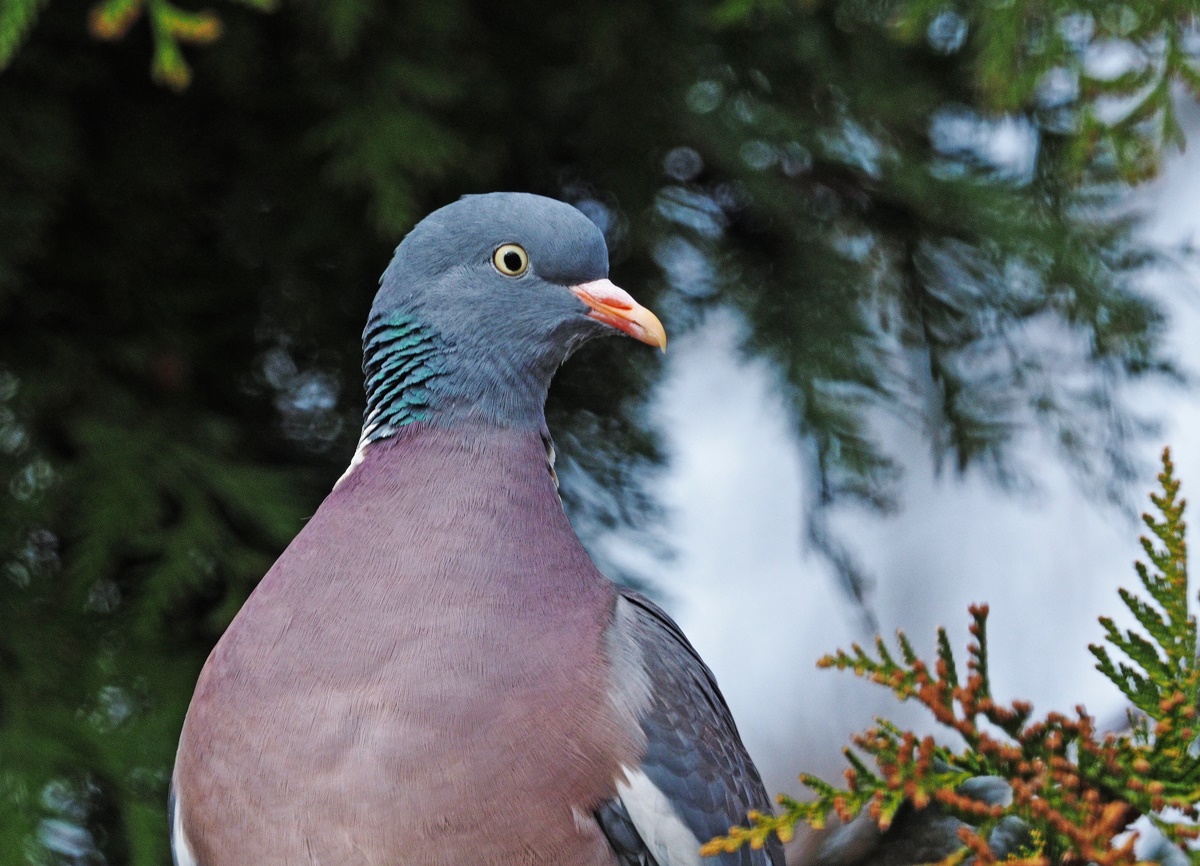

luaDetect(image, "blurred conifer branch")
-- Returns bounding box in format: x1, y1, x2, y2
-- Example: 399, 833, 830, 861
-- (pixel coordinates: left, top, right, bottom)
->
0, 0, 275, 87
705, 1, 1200, 183
708, 448, 1200, 865
0, 0, 48, 69
86, 0, 275, 89
887, 1, 1200, 183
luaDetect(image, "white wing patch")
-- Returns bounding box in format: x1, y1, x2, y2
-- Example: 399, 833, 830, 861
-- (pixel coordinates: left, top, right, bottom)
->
171, 791, 199, 866
616, 766, 704, 866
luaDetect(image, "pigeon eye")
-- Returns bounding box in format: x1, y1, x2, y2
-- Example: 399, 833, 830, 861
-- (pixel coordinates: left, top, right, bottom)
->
493, 244, 529, 277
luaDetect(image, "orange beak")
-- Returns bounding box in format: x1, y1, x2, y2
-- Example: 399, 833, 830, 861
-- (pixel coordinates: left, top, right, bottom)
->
569, 279, 667, 352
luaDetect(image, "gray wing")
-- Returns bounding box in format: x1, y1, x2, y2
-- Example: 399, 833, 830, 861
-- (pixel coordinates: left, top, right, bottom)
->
596, 589, 784, 866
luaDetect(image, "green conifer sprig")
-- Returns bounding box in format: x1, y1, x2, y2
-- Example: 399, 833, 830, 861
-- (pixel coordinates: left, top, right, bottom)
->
86, 0, 274, 89
707, 449, 1200, 866
0, 0, 49, 69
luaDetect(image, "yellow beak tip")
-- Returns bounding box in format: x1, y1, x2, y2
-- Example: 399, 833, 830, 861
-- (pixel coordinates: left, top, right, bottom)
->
569, 279, 667, 353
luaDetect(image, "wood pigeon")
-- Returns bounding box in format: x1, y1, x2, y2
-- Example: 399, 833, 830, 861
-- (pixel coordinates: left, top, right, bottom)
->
171, 192, 783, 866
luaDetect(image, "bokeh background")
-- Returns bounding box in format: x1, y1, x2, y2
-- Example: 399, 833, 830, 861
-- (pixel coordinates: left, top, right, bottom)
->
2, 1, 1200, 864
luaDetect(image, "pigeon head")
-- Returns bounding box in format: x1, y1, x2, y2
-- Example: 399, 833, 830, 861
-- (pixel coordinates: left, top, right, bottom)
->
360, 192, 665, 439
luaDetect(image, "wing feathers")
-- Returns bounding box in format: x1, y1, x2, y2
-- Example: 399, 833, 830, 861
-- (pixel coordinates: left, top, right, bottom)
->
602, 590, 784, 866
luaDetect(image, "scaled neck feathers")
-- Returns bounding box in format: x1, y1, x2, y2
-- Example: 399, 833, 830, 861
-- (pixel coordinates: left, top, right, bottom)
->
359, 313, 450, 446
356, 311, 554, 451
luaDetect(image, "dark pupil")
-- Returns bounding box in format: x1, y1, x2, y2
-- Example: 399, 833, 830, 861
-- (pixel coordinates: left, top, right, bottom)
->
503, 251, 523, 272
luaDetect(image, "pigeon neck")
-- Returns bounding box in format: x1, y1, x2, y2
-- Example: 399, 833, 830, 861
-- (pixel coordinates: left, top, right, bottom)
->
358, 312, 549, 448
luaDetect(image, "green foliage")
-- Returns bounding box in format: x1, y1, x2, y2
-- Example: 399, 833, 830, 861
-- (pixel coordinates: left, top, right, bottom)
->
0, 0, 49, 69
304, 58, 477, 234
85, 0, 275, 89
709, 449, 1200, 865
1092, 456, 1195, 713
668, 0, 1188, 542
889, 0, 1200, 183
0, 0, 278, 85
0, 381, 312, 865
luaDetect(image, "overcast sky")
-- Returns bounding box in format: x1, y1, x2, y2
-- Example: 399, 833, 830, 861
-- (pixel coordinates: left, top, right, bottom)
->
645, 101, 1200, 796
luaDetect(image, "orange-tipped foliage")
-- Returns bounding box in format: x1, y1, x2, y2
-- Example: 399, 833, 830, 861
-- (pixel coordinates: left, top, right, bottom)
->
707, 450, 1200, 865
85, 0, 273, 90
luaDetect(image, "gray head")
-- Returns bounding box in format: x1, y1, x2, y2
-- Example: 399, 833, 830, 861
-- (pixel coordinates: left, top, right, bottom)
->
359, 193, 665, 440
